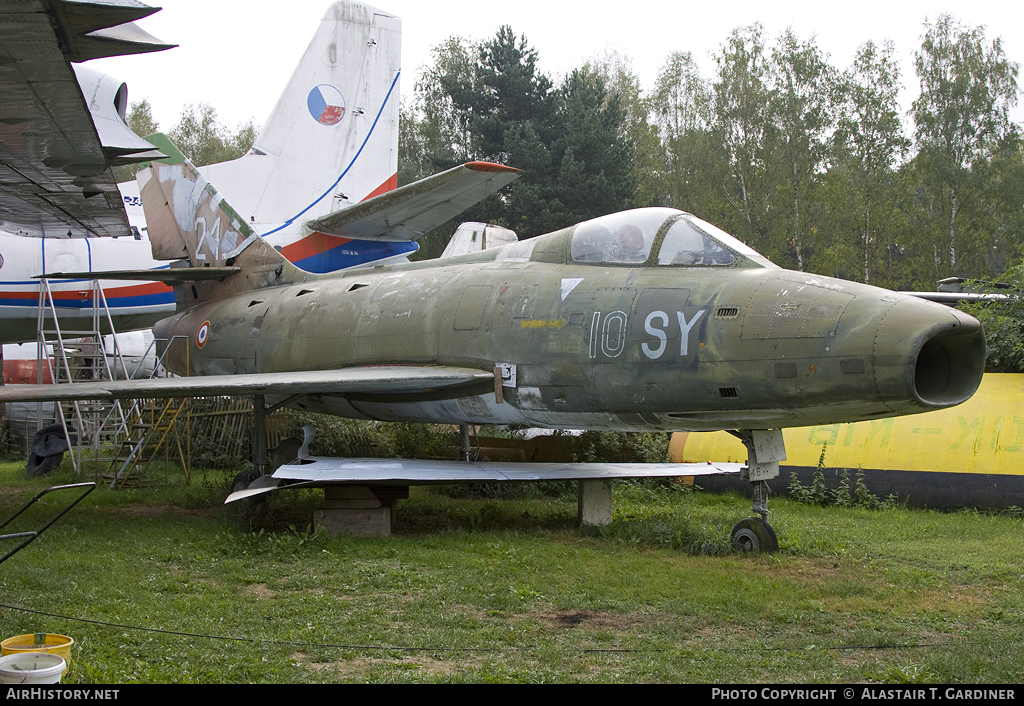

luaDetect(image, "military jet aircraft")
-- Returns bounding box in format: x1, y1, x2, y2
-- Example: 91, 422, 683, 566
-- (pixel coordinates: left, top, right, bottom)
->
0, 155, 987, 550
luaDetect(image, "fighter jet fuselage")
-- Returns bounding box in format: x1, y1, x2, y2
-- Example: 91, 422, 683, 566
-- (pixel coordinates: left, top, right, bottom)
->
155, 207, 986, 432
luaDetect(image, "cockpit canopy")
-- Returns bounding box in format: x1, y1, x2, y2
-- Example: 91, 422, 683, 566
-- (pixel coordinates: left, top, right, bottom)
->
567, 208, 774, 268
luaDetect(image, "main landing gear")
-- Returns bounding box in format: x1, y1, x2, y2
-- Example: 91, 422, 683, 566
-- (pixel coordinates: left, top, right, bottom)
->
729, 429, 784, 553
231, 395, 312, 509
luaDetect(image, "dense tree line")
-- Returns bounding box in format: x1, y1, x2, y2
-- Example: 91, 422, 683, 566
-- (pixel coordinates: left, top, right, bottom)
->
401, 15, 1024, 289
112, 100, 257, 182
401, 29, 636, 258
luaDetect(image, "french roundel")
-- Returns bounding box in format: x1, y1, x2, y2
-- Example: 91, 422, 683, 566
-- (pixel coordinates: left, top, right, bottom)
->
196, 321, 210, 348
307, 84, 346, 125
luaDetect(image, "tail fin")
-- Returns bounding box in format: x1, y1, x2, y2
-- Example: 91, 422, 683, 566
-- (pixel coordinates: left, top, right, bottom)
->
200, 2, 401, 229
137, 157, 308, 305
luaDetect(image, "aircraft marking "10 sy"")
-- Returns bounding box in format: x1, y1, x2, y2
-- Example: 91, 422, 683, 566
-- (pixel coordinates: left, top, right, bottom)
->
588, 308, 706, 360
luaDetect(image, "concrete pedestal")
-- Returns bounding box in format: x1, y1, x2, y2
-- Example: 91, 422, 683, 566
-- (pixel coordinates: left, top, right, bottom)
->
313, 485, 409, 537
577, 479, 613, 526
312, 482, 615, 534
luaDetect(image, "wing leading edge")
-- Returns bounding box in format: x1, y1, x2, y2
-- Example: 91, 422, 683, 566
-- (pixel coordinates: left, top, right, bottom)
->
0, 365, 495, 403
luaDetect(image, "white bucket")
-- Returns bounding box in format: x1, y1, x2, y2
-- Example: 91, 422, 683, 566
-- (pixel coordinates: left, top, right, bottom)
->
0, 652, 66, 684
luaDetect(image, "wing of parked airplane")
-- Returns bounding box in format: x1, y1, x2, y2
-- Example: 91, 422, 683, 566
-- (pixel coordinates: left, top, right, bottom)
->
0, 365, 496, 403
306, 162, 522, 241
226, 458, 745, 503
0, 0, 172, 238
33, 267, 242, 283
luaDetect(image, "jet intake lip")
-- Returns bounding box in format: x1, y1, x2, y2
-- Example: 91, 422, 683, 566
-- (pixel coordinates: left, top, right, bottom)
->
912, 314, 986, 407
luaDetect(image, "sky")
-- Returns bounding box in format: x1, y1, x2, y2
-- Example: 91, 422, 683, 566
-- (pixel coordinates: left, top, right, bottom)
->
90, 0, 1024, 133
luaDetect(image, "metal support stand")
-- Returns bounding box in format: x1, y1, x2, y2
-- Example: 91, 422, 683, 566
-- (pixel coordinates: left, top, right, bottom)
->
35, 278, 130, 475
253, 394, 268, 476
460, 423, 470, 462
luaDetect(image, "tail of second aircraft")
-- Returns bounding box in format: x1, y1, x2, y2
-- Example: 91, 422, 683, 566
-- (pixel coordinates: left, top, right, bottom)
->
199, 1, 401, 231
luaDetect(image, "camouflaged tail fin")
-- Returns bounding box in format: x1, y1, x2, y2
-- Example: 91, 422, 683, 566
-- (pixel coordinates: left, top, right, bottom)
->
136, 157, 311, 305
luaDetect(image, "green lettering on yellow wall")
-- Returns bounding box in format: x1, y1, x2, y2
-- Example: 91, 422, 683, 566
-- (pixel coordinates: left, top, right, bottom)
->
950, 415, 983, 451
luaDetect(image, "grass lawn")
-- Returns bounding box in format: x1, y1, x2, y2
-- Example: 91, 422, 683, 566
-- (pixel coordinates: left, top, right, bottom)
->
0, 459, 1021, 683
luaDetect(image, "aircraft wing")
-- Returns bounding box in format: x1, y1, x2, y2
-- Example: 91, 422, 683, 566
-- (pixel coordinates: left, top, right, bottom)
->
306, 162, 522, 242
902, 291, 1008, 305
35, 267, 242, 283
226, 458, 745, 503
0, 365, 495, 403
0, 0, 173, 238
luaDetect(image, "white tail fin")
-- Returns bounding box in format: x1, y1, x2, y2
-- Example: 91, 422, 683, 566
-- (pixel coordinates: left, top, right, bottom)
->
200, 1, 401, 232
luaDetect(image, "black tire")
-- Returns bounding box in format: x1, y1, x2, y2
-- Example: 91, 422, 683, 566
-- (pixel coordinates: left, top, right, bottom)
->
731, 516, 779, 553
31, 423, 75, 457
230, 470, 260, 494
26, 451, 64, 476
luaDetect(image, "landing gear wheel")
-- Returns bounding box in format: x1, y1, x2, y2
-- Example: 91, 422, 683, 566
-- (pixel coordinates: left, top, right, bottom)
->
231, 470, 260, 494
731, 517, 778, 553
228, 470, 267, 511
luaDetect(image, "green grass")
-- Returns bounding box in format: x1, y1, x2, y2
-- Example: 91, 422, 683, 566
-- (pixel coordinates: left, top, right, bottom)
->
1, 460, 1022, 683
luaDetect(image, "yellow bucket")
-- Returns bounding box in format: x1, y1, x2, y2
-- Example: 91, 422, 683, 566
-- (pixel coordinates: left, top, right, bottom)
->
2, 634, 73, 677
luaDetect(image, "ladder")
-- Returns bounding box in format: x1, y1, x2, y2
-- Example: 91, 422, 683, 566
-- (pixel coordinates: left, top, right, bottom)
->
104, 334, 193, 487
36, 278, 130, 475
106, 396, 188, 488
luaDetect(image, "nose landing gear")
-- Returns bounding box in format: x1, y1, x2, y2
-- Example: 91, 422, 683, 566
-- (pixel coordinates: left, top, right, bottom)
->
729, 430, 784, 553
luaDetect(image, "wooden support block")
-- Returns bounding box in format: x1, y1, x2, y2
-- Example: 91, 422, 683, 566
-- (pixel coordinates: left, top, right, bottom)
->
324, 486, 381, 509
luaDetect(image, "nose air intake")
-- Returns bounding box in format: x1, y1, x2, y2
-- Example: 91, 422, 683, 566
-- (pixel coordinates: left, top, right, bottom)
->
913, 316, 986, 406
872, 297, 986, 411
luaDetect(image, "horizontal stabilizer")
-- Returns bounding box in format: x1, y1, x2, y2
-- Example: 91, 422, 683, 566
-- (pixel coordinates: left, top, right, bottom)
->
225, 457, 744, 502
0, 366, 494, 403
35, 267, 241, 283
307, 162, 522, 242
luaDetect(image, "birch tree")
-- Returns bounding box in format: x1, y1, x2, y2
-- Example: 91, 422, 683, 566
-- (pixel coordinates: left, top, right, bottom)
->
912, 15, 1019, 277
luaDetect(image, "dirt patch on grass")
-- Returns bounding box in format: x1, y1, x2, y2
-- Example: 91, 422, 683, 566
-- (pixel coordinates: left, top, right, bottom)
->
691, 622, 761, 643
0, 485, 30, 497
768, 556, 990, 616
531, 609, 659, 632
241, 583, 275, 599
